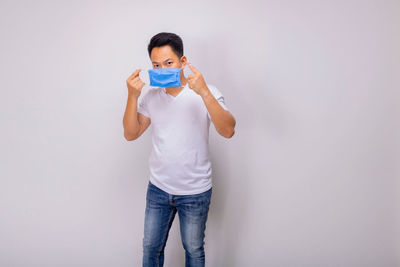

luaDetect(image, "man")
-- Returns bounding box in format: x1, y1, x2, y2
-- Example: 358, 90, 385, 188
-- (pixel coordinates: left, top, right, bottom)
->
123, 32, 236, 267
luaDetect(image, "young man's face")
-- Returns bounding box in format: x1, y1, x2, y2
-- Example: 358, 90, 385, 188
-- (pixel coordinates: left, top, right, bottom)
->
150, 45, 187, 70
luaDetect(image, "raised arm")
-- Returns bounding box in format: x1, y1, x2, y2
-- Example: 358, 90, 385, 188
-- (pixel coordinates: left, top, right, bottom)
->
123, 69, 151, 141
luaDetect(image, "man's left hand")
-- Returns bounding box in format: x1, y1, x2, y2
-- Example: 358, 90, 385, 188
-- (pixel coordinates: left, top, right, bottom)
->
184, 63, 210, 97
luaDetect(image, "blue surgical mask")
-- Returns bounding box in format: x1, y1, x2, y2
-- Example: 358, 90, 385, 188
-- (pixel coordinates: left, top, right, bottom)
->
148, 68, 182, 87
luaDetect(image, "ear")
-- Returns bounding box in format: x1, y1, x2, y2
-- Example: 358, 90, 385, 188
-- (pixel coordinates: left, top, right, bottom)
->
180, 56, 188, 67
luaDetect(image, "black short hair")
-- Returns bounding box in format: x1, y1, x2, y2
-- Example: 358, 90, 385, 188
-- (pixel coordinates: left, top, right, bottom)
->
147, 32, 184, 59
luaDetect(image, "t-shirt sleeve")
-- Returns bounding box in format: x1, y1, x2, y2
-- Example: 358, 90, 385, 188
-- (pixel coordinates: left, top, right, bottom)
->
137, 90, 151, 119
207, 85, 229, 120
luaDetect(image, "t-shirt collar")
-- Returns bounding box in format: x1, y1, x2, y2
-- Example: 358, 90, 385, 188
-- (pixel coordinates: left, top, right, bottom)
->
162, 83, 188, 93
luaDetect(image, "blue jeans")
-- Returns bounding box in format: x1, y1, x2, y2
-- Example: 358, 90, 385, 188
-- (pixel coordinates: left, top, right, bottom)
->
142, 181, 212, 267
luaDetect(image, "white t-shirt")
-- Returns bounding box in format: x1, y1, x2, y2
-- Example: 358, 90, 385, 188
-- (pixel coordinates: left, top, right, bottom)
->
137, 83, 229, 195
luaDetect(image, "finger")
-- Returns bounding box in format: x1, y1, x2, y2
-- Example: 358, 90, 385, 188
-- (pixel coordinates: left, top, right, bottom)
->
128, 71, 140, 81
131, 76, 141, 83
187, 62, 199, 73
128, 69, 141, 80
133, 80, 143, 88
187, 73, 196, 79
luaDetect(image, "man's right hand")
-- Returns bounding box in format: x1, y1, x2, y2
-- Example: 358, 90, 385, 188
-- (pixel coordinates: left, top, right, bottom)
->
126, 69, 145, 98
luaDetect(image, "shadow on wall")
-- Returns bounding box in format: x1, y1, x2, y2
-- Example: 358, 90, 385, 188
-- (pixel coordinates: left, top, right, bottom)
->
186, 34, 288, 266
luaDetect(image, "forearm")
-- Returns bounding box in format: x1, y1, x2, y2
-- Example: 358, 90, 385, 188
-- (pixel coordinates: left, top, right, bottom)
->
201, 88, 236, 138
123, 94, 140, 140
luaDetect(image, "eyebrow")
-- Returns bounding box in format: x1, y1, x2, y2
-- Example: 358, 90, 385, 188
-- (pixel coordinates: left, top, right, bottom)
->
152, 58, 173, 64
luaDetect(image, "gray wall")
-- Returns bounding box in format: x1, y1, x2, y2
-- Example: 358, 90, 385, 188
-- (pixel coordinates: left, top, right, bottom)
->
1, 0, 399, 266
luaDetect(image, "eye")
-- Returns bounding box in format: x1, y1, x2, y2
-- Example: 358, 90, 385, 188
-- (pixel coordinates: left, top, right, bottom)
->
168, 62, 172, 65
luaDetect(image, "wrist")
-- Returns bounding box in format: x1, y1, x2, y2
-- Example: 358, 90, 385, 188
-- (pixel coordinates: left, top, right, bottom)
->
128, 92, 140, 100
200, 87, 212, 99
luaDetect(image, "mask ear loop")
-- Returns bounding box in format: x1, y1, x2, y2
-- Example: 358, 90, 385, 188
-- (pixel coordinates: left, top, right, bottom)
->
179, 64, 188, 88
138, 68, 151, 87
180, 63, 195, 88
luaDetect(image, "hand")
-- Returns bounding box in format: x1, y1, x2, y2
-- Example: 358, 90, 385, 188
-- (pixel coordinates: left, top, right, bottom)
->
185, 63, 210, 97
126, 69, 145, 98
